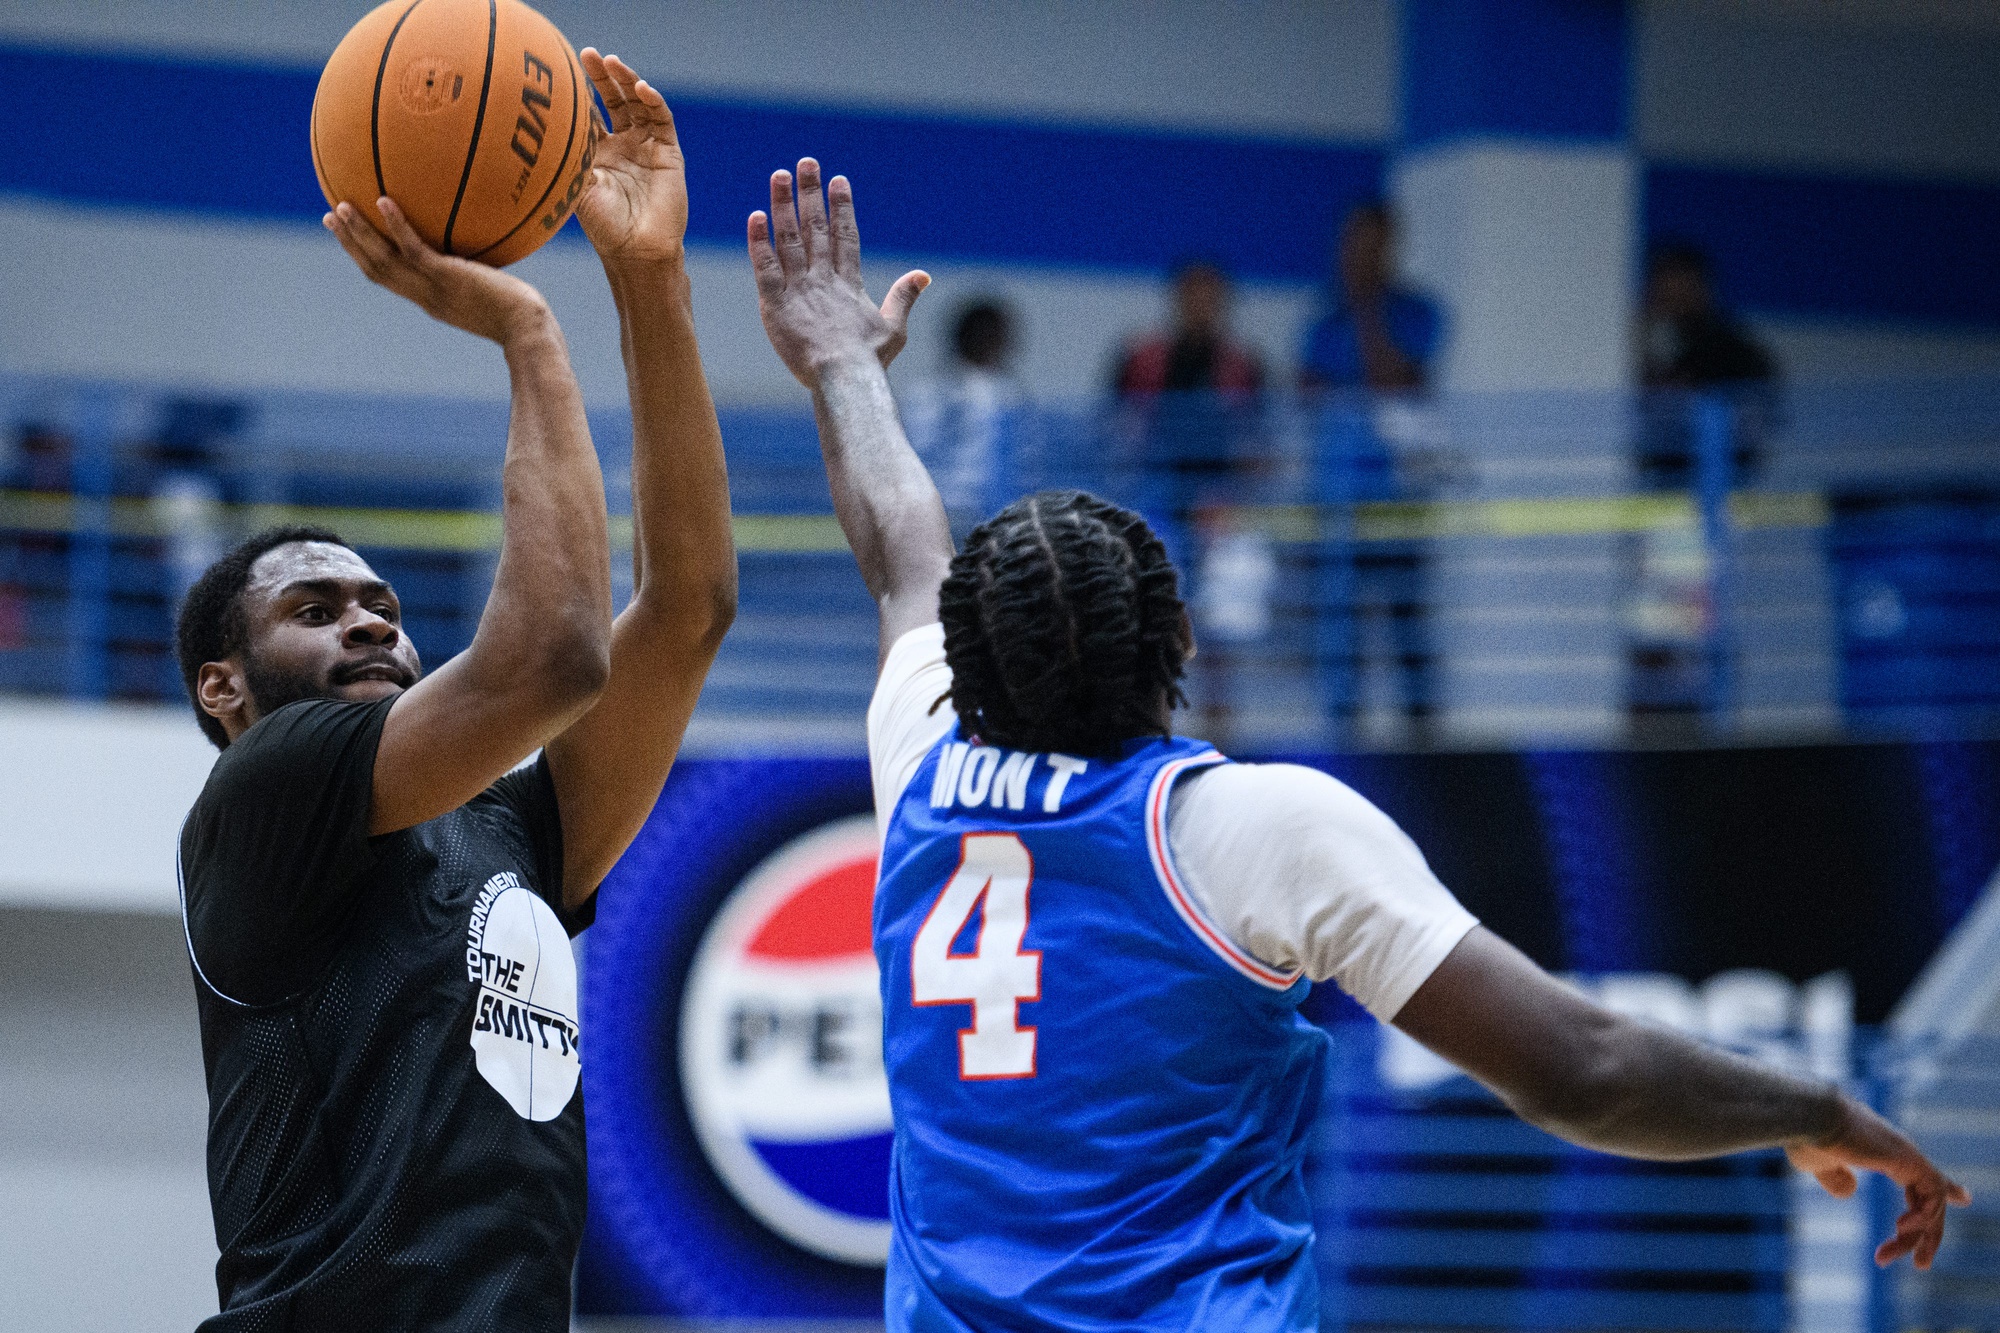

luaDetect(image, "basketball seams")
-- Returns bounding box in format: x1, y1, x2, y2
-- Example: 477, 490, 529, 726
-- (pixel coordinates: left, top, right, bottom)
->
369, 0, 429, 202
470, 37, 582, 263
440, 0, 500, 255
322, 0, 584, 266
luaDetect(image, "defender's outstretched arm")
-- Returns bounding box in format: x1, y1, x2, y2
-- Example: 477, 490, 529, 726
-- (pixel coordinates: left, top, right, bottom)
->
749, 160, 954, 659
324, 199, 611, 836
539, 52, 739, 907
1396, 927, 1971, 1269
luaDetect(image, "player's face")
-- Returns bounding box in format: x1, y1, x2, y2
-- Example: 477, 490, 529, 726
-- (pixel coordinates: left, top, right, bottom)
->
237, 542, 423, 721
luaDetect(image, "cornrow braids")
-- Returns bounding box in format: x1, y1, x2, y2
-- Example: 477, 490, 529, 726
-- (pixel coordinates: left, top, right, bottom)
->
939, 490, 1189, 756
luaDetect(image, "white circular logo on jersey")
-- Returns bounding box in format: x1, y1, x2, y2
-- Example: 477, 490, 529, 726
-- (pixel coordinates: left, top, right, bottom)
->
467, 871, 581, 1122
680, 816, 892, 1265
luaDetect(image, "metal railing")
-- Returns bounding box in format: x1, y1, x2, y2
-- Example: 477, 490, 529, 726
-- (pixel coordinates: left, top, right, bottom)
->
1, 376, 1996, 748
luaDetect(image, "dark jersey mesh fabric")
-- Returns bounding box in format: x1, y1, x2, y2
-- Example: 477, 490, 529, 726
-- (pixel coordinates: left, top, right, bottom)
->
179, 698, 593, 1332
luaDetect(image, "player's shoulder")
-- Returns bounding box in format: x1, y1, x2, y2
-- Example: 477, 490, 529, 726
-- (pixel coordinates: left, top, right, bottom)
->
868, 623, 954, 747
876, 622, 948, 686
1178, 760, 1381, 833
199, 697, 390, 809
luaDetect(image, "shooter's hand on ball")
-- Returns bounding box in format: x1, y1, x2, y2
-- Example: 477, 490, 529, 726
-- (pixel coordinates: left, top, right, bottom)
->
1787, 1096, 1971, 1269
325, 198, 552, 346
750, 160, 930, 389
575, 50, 688, 267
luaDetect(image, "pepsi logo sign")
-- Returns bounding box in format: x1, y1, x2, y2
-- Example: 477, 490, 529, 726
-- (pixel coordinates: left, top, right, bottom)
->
679, 815, 892, 1265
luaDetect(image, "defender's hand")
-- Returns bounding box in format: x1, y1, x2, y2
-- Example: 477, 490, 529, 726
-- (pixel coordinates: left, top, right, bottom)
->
574, 50, 687, 267
326, 198, 551, 346
1787, 1094, 1971, 1269
749, 159, 929, 390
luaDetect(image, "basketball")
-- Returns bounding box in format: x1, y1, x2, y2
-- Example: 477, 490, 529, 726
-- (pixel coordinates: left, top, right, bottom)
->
311, 0, 597, 267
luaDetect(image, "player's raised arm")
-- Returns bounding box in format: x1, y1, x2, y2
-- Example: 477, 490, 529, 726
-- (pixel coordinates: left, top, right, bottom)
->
1395, 927, 1971, 1268
533, 52, 739, 906
749, 159, 954, 659
324, 199, 611, 834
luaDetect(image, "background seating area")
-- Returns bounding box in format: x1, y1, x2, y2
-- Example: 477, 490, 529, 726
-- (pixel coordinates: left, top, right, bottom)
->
4, 374, 1995, 750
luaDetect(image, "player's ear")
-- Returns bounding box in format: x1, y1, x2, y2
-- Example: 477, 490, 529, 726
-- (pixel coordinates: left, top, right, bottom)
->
198, 660, 251, 735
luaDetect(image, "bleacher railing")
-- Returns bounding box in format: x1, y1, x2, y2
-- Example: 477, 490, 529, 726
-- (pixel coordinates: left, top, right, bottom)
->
2, 376, 1996, 748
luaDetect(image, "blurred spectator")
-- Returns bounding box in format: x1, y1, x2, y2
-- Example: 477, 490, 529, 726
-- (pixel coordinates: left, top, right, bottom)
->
1111, 260, 1266, 508
1640, 242, 1776, 392
8, 422, 73, 493
1300, 202, 1441, 392
1114, 261, 1269, 746
901, 300, 1024, 530
145, 397, 244, 610
0, 423, 74, 664
1628, 244, 1780, 731
1301, 203, 1446, 743
1114, 261, 1265, 399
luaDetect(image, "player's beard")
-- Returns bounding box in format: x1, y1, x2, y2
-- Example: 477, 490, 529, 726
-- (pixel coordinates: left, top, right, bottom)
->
243, 649, 419, 718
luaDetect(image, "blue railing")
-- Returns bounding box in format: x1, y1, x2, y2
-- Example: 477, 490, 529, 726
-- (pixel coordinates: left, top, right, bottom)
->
2, 375, 1996, 746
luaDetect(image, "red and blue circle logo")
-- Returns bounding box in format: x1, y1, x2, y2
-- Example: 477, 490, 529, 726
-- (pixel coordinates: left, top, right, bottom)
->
679, 815, 892, 1265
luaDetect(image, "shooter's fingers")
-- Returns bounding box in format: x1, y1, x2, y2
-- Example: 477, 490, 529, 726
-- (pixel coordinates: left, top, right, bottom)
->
580, 48, 631, 134
768, 170, 805, 272
327, 203, 398, 279
324, 205, 390, 282
748, 212, 785, 296
374, 198, 441, 264
795, 158, 830, 264
827, 175, 862, 281
600, 54, 676, 141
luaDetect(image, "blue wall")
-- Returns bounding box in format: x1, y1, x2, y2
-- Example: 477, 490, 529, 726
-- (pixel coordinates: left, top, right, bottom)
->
4, 41, 1996, 326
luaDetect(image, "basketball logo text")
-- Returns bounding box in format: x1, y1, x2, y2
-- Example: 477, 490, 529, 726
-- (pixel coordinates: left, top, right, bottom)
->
540, 126, 597, 233
510, 50, 556, 197
465, 870, 581, 1121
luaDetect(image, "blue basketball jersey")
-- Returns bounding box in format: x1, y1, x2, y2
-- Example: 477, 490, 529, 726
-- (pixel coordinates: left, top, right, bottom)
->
875, 732, 1331, 1333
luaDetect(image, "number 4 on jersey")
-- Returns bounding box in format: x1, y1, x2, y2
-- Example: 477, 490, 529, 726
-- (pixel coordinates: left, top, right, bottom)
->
912, 833, 1040, 1079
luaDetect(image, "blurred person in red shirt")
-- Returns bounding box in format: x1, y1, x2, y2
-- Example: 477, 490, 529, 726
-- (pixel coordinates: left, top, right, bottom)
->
1114, 260, 1265, 399
1113, 261, 1269, 745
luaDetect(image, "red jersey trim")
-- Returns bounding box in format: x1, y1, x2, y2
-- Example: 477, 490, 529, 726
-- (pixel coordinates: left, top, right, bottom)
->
1145, 754, 1304, 992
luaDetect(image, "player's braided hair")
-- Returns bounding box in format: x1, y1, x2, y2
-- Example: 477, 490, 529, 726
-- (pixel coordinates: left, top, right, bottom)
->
175, 524, 348, 749
939, 490, 1189, 756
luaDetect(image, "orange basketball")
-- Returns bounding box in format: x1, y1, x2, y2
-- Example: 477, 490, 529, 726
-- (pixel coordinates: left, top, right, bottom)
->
312, 0, 598, 267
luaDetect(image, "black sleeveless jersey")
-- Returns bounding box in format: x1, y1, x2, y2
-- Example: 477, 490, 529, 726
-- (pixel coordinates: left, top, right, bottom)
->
178, 698, 593, 1331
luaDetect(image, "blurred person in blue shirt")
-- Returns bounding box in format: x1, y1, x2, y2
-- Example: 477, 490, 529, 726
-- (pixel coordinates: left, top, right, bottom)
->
1300, 202, 1446, 741
1300, 202, 1440, 394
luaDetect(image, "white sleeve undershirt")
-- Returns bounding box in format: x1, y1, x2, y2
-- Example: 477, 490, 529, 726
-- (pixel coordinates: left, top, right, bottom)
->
866, 623, 959, 846
866, 624, 1478, 1021
1166, 763, 1479, 1020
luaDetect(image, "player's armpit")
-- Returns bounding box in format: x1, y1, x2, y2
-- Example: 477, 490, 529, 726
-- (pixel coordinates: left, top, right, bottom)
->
541, 596, 735, 909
